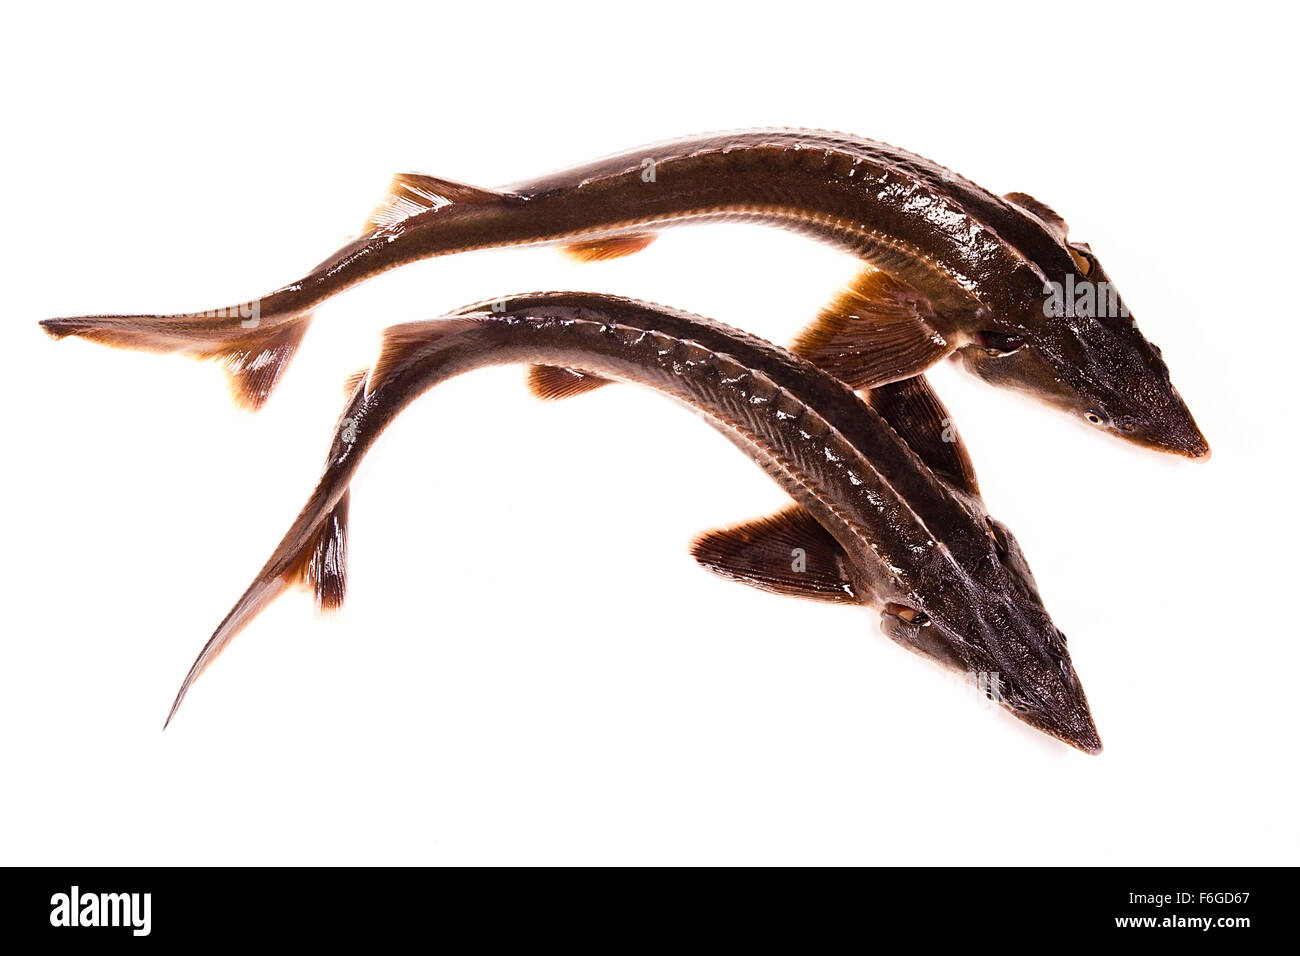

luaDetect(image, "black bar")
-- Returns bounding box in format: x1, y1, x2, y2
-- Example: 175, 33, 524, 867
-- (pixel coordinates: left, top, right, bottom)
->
7, 867, 1288, 942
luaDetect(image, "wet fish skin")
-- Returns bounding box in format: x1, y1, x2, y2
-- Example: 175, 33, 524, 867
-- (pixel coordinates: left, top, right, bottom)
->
40, 129, 1206, 458
951, 247, 1207, 459
165, 293, 1101, 754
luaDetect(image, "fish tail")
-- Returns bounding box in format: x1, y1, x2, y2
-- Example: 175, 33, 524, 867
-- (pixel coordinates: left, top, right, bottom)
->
165, 378, 366, 727
166, 316, 488, 725
40, 298, 314, 411
164, 485, 351, 728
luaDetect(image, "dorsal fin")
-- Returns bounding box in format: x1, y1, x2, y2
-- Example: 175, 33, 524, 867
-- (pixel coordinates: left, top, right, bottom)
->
341, 367, 368, 398
368, 316, 482, 394
690, 506, 860, 604
1004, 191, 1070, 241
789, 269, 951, 390
867, 376, 980, 497
364, 173, 508, 233
525, 364, 613, 400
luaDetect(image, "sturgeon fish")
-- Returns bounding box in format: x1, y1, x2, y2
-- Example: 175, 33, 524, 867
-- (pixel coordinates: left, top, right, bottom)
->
40, 129, 1206, 458
164, 293, 1103, 753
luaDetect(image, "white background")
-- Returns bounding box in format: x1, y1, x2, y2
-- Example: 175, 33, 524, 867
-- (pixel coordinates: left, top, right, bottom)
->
3, 2, 1295, 865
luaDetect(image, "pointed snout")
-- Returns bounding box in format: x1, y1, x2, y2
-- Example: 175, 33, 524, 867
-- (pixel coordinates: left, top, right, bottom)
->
1017, 630, 1104, 755
1025, 690, 1104, 755
1172, 410, 1212, 461
1115, 395, 1211, 461
1062, 711, 1104, 756
1128, 417, 1211, 461
1045, 666, 1104, 755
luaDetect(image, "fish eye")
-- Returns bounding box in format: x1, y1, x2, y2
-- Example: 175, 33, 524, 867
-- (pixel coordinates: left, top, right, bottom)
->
1069, 244, 1094, 277
973, 330, 1026, 356
1085, 409, 1107, 426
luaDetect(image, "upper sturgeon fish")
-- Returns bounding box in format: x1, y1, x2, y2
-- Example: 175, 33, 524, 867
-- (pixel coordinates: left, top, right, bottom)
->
40, 129, 1207, 458
164, 292, 1103, 753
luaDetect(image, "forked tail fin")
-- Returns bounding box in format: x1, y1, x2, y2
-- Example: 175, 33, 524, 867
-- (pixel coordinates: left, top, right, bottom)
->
163, 487, 350, 728
40, 303, 314, 411
164, 375, 371, 728
163, 319, 491, 727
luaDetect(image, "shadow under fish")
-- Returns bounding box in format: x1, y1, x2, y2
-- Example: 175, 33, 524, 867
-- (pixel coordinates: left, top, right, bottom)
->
164, 292, 1103, 754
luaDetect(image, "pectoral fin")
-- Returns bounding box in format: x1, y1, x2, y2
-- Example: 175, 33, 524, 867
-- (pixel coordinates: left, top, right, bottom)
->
789, 269, 951, 389
690, 506, 859, 604
868, 376, 980, 497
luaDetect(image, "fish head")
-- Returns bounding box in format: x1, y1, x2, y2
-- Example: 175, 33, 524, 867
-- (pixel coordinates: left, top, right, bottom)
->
878, 518, 1102, 754
953, 243, 1209, 460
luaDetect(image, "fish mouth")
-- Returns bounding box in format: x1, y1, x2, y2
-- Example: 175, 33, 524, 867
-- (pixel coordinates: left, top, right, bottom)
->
883, 602, 927, 625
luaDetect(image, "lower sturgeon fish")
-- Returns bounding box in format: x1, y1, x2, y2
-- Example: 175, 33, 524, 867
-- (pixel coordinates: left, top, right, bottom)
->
40, 129, 1206, 458
165, 292, 1103, 753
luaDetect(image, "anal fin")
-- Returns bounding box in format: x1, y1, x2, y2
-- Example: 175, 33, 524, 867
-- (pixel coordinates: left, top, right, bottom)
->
562, 232, 657, 262
790, 269, 951, 389
690, 506, 859, 604
526, 365, 613, 400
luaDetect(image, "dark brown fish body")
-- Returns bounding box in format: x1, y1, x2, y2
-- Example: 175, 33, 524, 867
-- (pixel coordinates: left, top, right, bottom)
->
167, 293, 1102, 754
312, 133, 1001, 320
42, 130, 1206, 457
